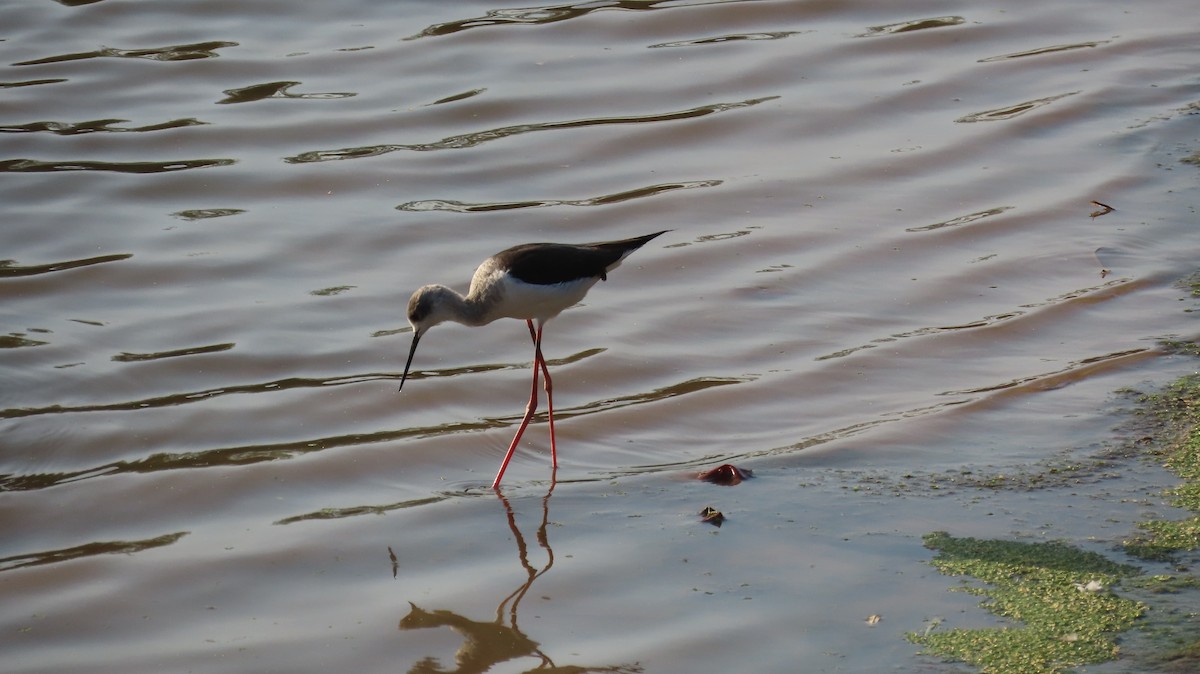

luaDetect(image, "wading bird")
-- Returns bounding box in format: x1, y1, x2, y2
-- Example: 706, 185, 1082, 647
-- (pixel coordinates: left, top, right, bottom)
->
400, 230, 668, 488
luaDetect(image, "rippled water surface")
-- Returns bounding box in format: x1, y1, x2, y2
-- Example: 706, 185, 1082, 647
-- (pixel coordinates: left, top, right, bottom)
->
3, 1, 1199, 672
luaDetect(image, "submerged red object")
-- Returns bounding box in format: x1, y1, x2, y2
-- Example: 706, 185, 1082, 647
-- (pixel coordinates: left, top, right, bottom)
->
698, 464, 753, 485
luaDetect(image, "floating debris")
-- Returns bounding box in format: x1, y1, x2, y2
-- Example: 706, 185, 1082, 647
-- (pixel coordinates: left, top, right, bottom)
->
1074, 579, 1106, 593
699, 506, 724, 527
1089, 200, 1115, 218
698, 464, 753, 485
172, 208, 245, 220
310, 285, 356, 297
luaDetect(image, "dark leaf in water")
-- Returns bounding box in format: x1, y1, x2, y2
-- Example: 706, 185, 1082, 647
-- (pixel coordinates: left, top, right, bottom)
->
699, 506, 724, 527
1089, 200, 1115, 218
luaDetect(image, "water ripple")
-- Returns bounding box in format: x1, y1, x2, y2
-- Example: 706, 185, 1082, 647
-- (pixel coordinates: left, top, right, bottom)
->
285, 97, 778, 163
1, 334, 48, 349
217, 81, 356, 104
906, 206, 1014, 232
407, 0, 764, 39
13, 40, 237, 66
978, 40, 1111, 63
649, 31, 801, 48
0, 118, 207, 135
0, 78, 68, 88
428, 88, 488, 106
0, 350, 606, 420
816, 278, 1140, 362
955, 92, 1080, 123
0, 253, 132, 278
0, 158, 235, 173
112, 343, 236, 363
0, 376, 745, 492
0, 372, 388, 420
397, 179, 722, 212
171, 208, 246, 220
275, 496, 450, 525
857, 16, 965, 37
0, 532, 189, 572
940, 348, 1152, 396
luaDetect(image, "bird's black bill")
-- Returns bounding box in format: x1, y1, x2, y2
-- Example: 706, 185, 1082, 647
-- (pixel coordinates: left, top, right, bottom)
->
399, 330, 422, 392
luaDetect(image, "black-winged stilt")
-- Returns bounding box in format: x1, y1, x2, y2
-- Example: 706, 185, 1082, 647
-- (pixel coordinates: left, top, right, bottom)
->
400, 230, 668, 488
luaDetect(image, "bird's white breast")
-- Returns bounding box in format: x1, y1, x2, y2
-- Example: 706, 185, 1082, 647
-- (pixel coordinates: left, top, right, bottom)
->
491, 272, 600, 323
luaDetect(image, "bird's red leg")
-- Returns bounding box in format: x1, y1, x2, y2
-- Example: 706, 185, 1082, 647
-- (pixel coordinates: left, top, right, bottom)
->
492, 323, 542, 489
531, 320, 556, 467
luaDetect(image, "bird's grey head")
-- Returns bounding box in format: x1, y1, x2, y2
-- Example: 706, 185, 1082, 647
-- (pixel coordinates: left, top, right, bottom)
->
406, 284, 459, 333
400, 285, 459, 392
406, 287, 434, 330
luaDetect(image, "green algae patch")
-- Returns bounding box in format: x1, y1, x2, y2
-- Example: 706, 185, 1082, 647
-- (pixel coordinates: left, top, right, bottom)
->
909, 532, 1145, 674
1122, 373, 1200, 561
908, 365, 1200, 672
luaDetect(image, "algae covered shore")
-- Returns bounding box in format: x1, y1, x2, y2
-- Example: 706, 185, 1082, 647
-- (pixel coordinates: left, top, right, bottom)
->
909, 370, 1200, 673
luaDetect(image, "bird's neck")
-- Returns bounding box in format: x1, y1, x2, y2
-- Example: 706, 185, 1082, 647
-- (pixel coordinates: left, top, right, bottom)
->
439, 285, 493, 327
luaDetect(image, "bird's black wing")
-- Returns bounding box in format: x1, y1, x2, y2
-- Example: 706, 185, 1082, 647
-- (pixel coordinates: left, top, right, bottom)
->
499, 231, 668, 286
498, 243, 623, 286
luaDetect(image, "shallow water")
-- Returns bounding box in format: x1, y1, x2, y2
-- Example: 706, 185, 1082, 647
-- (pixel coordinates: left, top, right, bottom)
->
2, 0, 1198, 671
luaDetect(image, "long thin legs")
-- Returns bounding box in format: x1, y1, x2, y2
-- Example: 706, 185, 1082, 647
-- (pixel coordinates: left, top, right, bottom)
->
531, 320, 557, 466
491, 319, 556, 489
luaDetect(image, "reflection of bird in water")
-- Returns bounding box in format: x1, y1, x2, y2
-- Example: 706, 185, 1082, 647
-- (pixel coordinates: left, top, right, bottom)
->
400, 603, 537, 674
398, 481, 643, 674
399, 231, 669, 488
399, 597, 645, 674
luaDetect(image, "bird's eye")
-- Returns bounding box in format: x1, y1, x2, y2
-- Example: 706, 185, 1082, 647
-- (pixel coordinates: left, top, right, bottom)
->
407, 295, 430, 323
